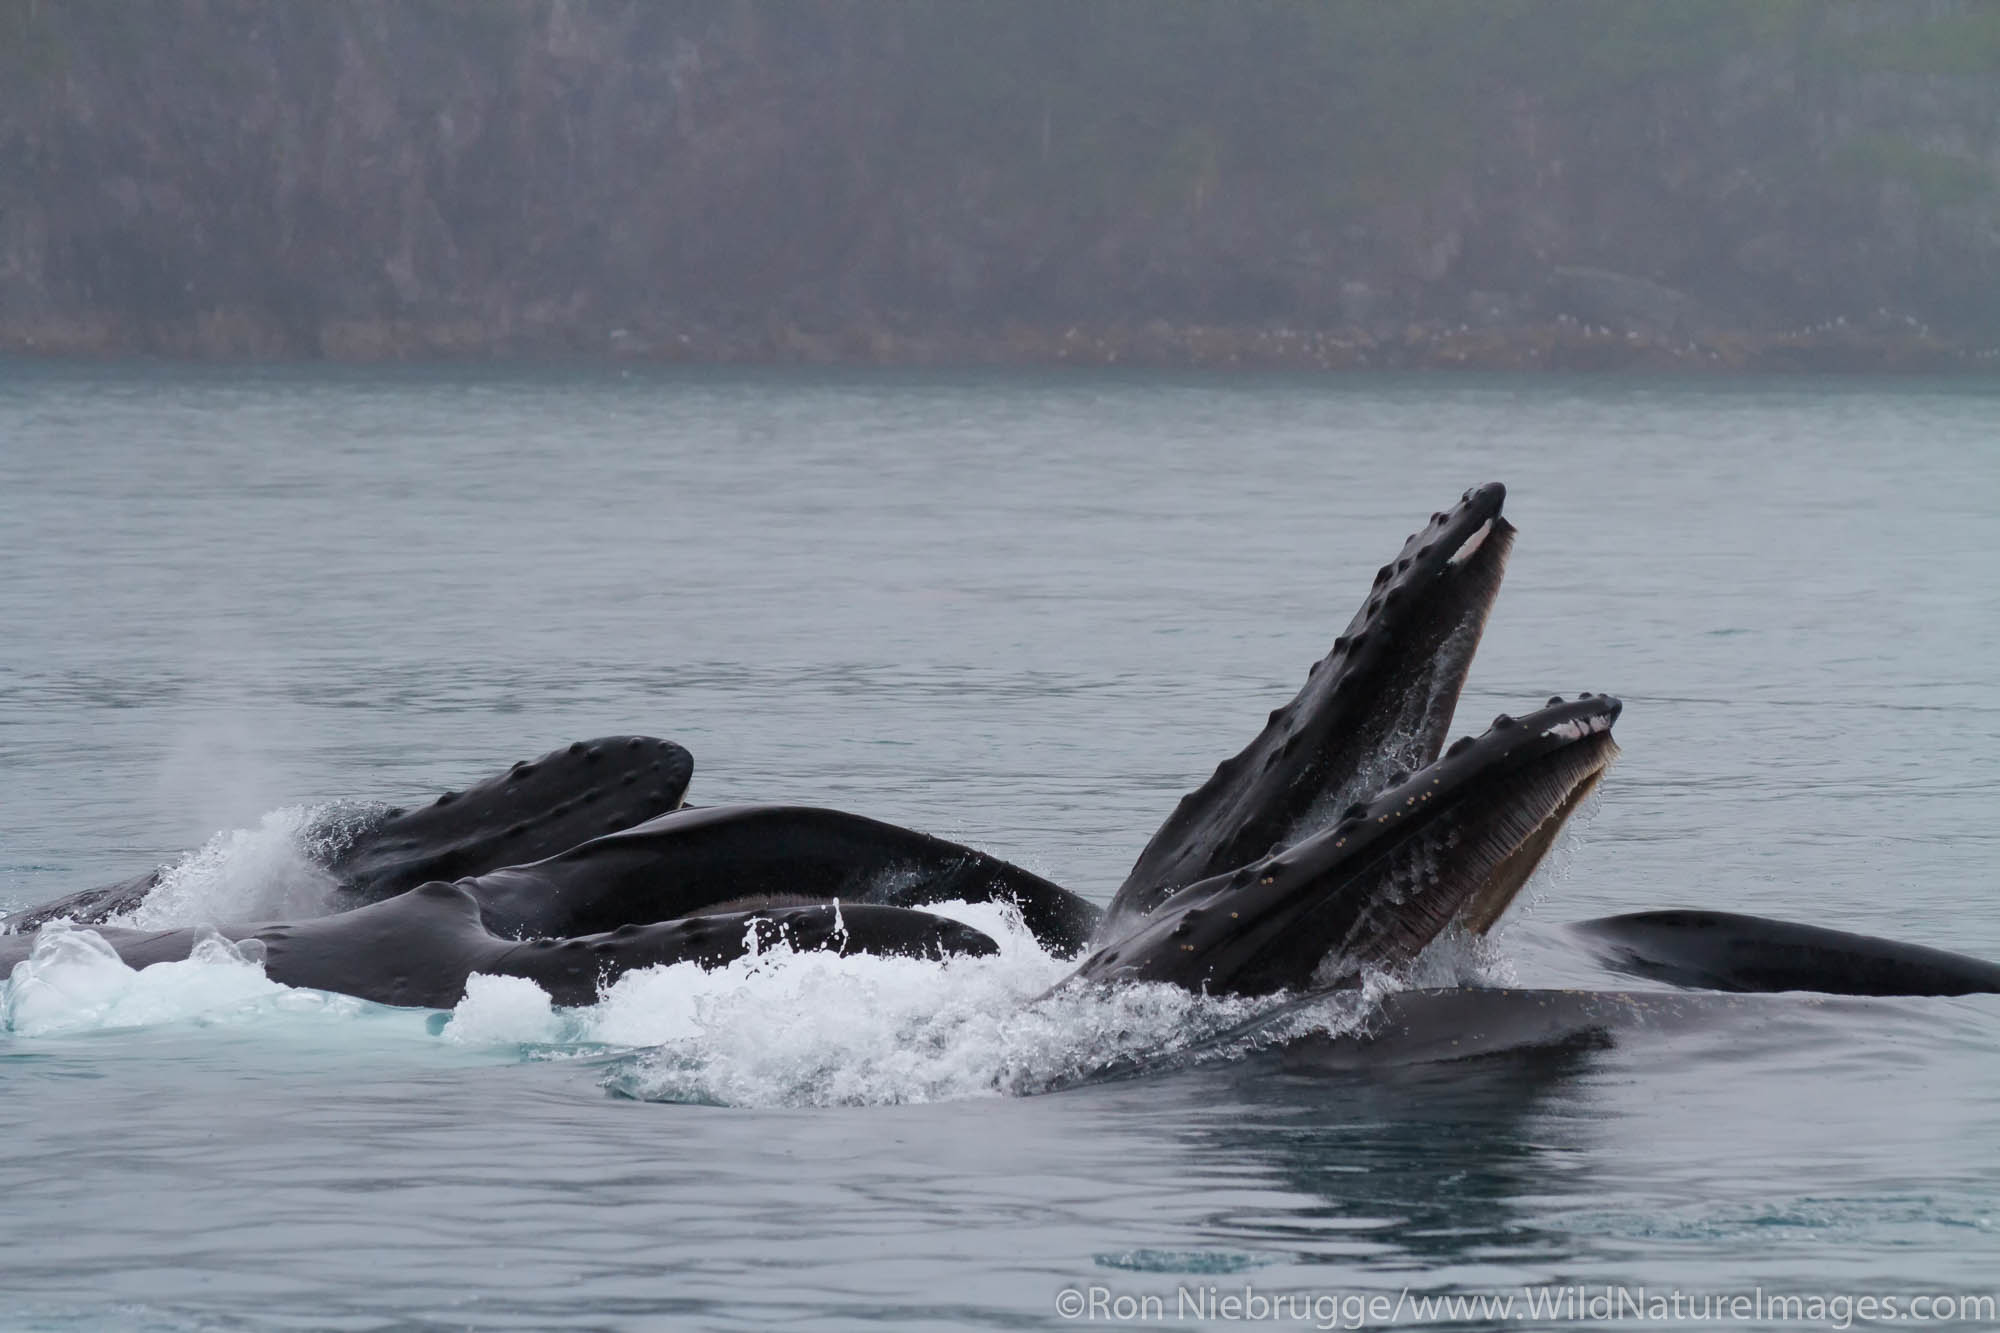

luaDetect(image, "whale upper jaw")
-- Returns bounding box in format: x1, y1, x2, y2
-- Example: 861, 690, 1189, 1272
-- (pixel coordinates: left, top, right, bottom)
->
1101, 482, 1514, 942
1066, 694, 1622, 999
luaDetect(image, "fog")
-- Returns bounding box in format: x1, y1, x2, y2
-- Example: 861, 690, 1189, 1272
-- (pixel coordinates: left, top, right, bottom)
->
1, 1, 1995, 367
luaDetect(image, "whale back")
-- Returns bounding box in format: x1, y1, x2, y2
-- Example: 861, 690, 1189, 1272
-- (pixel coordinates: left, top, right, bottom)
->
0, 885, 999, 1011
459, 803, 1101, 956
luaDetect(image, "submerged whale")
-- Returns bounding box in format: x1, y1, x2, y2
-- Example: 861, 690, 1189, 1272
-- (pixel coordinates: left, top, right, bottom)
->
7, 482, 1996, 1050
1566, 910, 2000, 997
1277, 987, 1872, 1072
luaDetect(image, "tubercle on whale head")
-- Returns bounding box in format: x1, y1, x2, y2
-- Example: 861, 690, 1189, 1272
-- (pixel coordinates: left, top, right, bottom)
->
326, 736, 695, 904
1066, 694, 1623, 999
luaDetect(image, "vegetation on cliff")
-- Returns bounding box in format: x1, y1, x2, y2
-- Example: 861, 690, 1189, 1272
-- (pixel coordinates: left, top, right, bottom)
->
1, 1, 1995, 365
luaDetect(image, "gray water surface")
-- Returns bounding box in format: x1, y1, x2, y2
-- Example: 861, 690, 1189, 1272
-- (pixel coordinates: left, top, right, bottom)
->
2, 364, 1997, 1329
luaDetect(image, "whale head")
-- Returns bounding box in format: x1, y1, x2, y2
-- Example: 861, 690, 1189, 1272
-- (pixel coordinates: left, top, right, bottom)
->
1070, 694, 1620, 997
1102, 483, 1515, 939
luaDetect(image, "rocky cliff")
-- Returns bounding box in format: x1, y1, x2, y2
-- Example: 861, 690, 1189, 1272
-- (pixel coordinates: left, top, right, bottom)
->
2, 0, 1996, 367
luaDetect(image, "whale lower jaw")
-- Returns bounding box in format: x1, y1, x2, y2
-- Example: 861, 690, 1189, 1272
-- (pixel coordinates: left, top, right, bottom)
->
1064, 696, 1622, 999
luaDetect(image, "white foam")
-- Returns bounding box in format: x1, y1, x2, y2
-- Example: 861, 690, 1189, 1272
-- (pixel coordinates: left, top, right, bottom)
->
1406, 924, 1515, 989
577, 898, 1328, 1107
2, 922, 364, 1036
109, 805, 343, 930
438, 973, 561, 1047
5, 886, 1373, 1106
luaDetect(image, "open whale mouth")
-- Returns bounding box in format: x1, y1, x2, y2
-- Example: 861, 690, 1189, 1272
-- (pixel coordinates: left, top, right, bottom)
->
1067, 695, 1621, 998
1101, 483, 1515, 939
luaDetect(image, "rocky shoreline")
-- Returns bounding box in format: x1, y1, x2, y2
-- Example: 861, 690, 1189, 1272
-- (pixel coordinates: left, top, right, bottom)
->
4, 312, 1996, 374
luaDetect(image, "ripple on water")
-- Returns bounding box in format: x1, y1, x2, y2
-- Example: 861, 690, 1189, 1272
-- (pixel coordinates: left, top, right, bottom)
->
1094, 1248, 1282, 1273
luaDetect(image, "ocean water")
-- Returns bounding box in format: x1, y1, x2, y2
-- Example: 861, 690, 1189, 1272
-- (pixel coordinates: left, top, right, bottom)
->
1, 362, 1997, 1330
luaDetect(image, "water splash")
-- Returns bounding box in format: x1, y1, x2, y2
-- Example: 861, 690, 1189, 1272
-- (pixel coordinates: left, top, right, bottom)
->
438, 972, 562, 1048
108, 805, 346, 929
2, 922, 362, 1036
580, 899, 1367, 1107
6, 889, 1374, 1107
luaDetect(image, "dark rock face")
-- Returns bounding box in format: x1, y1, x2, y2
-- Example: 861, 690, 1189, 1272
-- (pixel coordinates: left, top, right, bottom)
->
1548, 268, 1709, 337
0, 2, 1995, 362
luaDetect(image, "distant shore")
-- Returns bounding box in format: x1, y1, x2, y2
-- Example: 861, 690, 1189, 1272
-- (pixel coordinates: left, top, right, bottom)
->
4, 314, 1996, 374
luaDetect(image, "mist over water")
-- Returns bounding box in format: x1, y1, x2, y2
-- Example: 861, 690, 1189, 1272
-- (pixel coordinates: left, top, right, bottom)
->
2, 364, 1997, 1327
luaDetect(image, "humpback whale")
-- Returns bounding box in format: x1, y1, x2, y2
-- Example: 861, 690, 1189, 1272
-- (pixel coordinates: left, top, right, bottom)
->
1062, 483, 1616, 1002
1061, 481, 2000, 1030
0, 887, 996, 1009
1104, 482, 1512, 940
1565, 910, 2000, 997
3, 749, 1099, 958
1276, 988, 1868, 1072
454, 803, 1099, 954
4, 736, 696, 934
1063, 695, 1620, 996
7, 481, 1996, 1045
